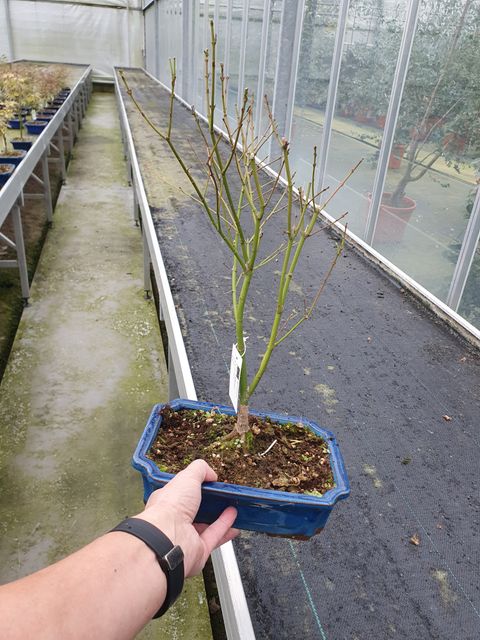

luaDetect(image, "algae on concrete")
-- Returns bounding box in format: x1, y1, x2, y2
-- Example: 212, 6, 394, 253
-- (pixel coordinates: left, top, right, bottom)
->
0, 93, 213, 640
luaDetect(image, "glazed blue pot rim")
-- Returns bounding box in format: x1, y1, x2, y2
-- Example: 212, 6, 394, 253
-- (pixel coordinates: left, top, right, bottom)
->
133, 398, 350, 506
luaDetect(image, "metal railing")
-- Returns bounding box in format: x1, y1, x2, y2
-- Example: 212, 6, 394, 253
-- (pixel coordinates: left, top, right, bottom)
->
0, 64, 93, 301
114, 67, 256, 640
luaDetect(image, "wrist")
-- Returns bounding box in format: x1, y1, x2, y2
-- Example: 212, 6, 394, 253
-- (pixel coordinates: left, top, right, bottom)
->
110, 518, 185, 618
133, 509, 177, 545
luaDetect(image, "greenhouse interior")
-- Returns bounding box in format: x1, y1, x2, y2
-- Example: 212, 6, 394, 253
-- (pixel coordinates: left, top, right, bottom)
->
0, 0, 479, 638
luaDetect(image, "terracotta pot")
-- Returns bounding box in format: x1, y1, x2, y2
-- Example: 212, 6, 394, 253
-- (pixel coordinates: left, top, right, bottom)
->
388, 143, 405, 169
367, 192, 416, 243
443, 132, 466, 153
354, 111, 369, 124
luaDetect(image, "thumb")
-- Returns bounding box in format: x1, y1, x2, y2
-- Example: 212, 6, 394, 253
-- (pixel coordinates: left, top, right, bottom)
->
199, 507, 238, 557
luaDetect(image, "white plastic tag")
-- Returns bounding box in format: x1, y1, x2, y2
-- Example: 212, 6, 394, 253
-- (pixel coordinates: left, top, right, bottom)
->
229, 344, 243, 411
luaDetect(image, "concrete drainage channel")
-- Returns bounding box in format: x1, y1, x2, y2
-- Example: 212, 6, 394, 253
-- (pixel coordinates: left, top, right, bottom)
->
114, 70, 256, 640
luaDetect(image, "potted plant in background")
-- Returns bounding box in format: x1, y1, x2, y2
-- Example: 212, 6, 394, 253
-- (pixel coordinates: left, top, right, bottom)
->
381, 0, 479, 227
0, 101, 16, 188
0, 66, 36, 150
121, 23, 358, 538
0, 99, 26, 168
345, 0, 479, 242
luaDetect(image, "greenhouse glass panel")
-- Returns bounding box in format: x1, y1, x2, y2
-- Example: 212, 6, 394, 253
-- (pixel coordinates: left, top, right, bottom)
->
145, 5, 156, 75
158, 0, 169, 85
289, 0, 340, 189
214, 0, 229, 129
193, 0, 214, 108
216, 0, 227, 63
256, 0, 282, 140
243, 0, 264, 124
157, 0, 183, 88
322, 0, 406, 239
227, 1, 245, 117
379, 0, 479, 303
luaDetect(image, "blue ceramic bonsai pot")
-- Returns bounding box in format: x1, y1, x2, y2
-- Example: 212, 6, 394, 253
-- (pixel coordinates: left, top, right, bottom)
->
7, 118, 25, 130
0, 150, 26, 166
26, 120, 48, 135
12, 139, 33, 151
36, 114, 54, 122
132, 399, 350, 538
0, 163, 16, 187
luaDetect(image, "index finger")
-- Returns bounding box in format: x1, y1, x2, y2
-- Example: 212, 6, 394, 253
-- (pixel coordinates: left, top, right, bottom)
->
168, 459, 218, 489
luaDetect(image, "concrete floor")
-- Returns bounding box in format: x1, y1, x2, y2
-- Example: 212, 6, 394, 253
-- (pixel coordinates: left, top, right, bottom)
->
0, 92, 212, 639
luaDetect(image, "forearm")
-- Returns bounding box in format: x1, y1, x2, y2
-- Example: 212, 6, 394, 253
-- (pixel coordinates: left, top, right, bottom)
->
0, 531, 167, 640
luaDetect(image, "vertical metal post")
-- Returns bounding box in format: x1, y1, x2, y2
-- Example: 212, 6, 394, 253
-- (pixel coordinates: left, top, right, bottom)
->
81, 86, 87, 117
133, 184, 140, 225
3, 0, 15, 60
365, 0, 421, 245
315, 0, 350, 195
56, 127, 67, 184
155, 0, 160, 79
182, 0, 192, 99
125, 0, 132, 67
203, 0, 209, 49
237, 0, 250, 107
224, 0, 233, 79
168, 345, 180, 400
76, 99, 82, 130
142, 222, 152, 296
254, 0, 271, 136
41, 151, 53, 224
68, 109, 74, 149
11, 204, 30, 302
126, 156, 132, 186
447, 187, 480, 311
201, 0, 210, 110
271, 0, 305, 139
191, 0, 199, 102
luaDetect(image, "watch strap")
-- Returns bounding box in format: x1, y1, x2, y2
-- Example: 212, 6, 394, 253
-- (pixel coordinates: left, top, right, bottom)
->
110, 517, 184, 618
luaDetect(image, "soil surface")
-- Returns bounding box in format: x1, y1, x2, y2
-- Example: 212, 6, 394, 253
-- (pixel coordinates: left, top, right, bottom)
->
149, 406, 334, 494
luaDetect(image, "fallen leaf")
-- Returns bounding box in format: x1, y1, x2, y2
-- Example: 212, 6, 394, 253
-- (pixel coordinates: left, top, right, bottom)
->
442, 415, 452, 422
409, 533, 421, 546
459, 356, 467, 363
401, 457, 412, 465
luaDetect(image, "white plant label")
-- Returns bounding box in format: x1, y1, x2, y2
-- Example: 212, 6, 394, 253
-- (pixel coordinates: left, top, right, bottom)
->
229, 344, 243, 411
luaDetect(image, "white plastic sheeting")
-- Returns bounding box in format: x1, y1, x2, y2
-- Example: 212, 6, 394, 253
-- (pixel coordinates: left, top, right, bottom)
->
0, 0, 144, 79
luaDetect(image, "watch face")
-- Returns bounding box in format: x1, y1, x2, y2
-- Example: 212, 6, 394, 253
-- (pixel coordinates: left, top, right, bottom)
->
163, 545, 184, 571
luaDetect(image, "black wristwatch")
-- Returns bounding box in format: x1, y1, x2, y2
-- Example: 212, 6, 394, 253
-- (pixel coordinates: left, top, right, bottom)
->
110, 517, 184, 618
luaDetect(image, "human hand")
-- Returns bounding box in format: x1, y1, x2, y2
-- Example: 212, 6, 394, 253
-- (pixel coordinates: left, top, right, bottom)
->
135, 459, 239, 577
